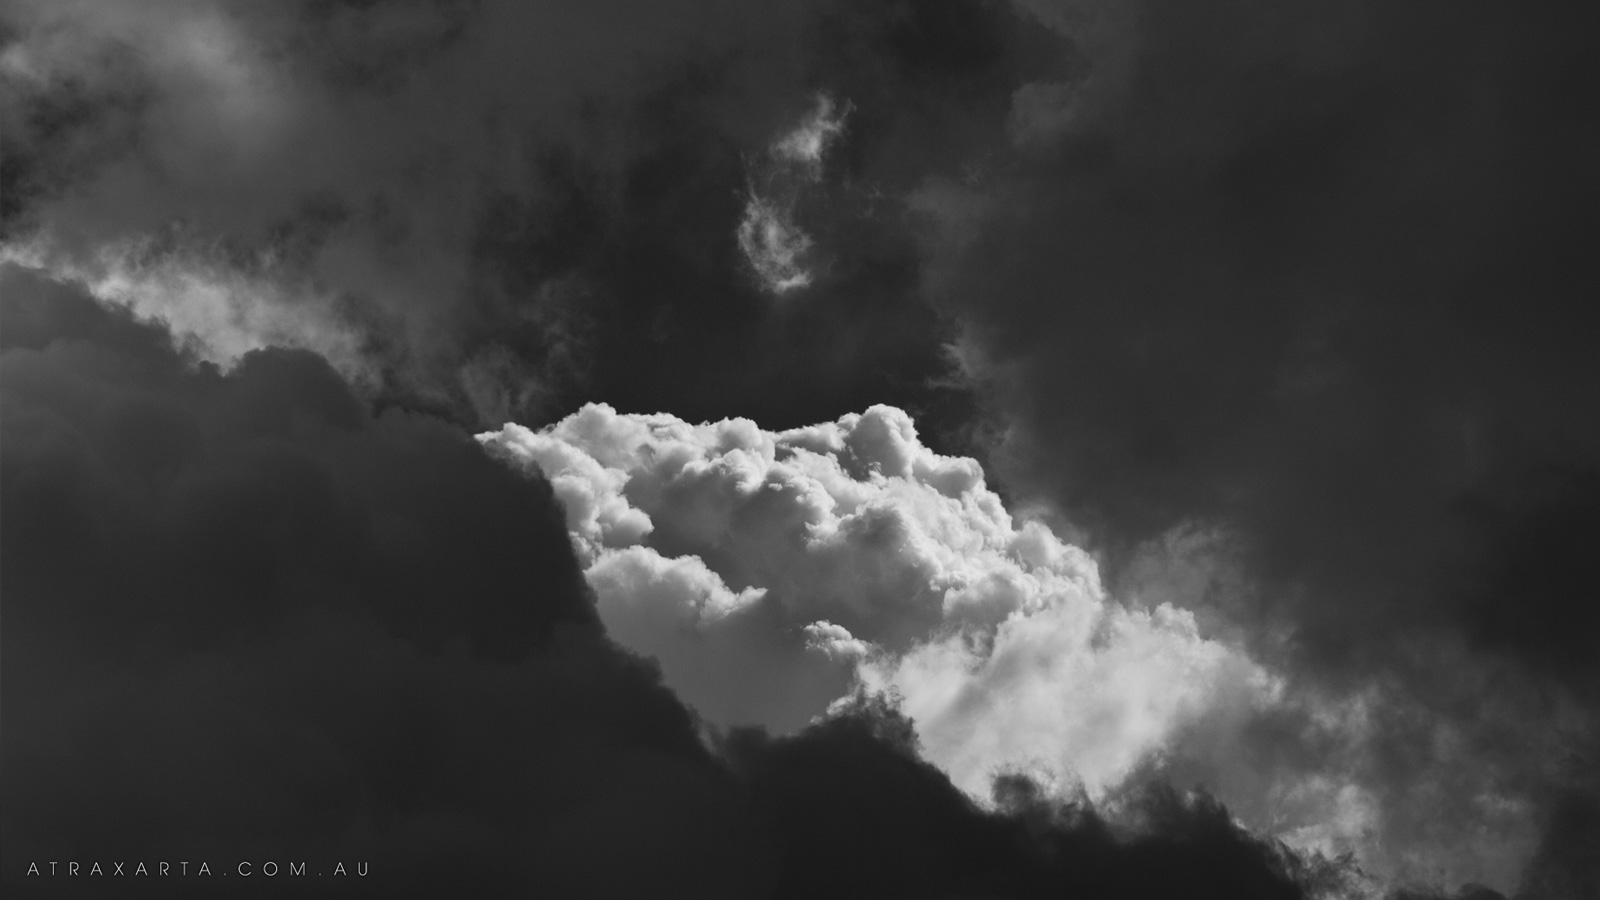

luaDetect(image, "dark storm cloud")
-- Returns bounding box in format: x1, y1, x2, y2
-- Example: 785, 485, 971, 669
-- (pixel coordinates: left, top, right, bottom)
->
925, 0, 1600, 675
1450, 467, 1600, 683
0, 270, 1324, 897
912, 0, 1599, 891
0, 270, 595, 662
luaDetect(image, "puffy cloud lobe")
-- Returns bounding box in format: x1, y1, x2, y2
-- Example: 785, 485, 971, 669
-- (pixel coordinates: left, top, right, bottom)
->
857, 597, 1272, 800
481, 401, 1275, 797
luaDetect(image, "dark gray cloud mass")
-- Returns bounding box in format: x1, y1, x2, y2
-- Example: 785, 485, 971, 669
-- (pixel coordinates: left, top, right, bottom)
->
2, 0, 1597, 897
913, 0, 1600, 893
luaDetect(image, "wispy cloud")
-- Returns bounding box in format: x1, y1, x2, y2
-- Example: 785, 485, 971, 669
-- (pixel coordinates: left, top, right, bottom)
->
737, 94, 848, 294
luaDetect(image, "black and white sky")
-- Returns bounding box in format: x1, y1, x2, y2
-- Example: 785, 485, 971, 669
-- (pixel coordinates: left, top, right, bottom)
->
1, 1, 1596, 898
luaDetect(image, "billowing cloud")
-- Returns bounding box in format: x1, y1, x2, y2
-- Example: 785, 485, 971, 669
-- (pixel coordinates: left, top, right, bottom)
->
481, 402, 1277, 800
480, 402, 1589, 893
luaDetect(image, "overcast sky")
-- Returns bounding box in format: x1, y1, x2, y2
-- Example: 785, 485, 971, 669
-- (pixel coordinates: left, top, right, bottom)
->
2, 1, 1596, 898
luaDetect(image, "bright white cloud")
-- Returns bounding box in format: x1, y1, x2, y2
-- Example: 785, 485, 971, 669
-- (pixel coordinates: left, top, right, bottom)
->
480, 402, 1278, 798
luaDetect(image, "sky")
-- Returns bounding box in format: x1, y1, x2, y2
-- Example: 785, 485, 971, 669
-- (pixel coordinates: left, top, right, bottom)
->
1, 1, 1595, 898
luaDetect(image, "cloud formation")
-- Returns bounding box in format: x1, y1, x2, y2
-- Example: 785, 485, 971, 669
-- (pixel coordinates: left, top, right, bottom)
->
897, 0, 1600, 892
4, 0, 1594, 895
481, 401, 1589, 894
481, 403, 1276, 800
3, 0, 1028, 434
1, 238, 375, 382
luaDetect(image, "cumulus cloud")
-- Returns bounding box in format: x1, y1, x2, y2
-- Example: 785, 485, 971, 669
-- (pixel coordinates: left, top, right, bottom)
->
481, 402, 1276, 799
481, 402, 1584, 892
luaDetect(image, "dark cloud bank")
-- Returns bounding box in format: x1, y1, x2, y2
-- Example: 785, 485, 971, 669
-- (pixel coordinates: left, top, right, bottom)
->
2, 0, 1597, 897
920, 2, 1600, 893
